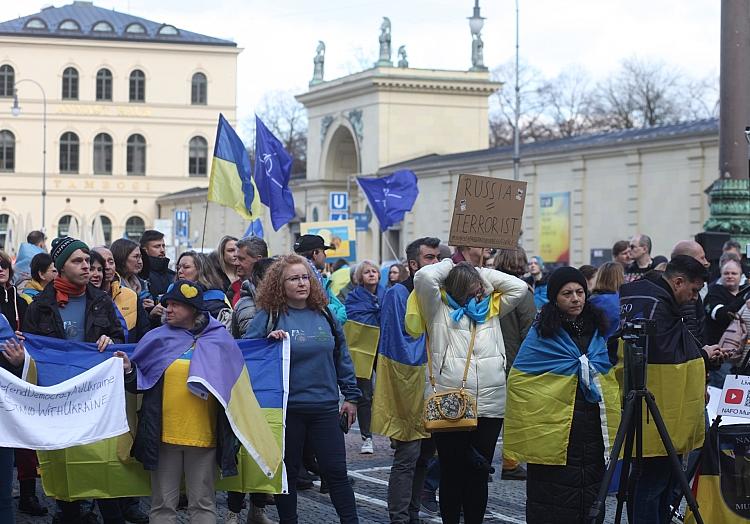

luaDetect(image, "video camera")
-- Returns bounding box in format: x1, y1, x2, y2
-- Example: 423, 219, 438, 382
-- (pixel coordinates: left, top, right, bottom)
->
621, 319, 657, 342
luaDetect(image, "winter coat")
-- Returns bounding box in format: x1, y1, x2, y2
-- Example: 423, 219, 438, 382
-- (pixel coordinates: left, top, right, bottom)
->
202, 289, 233, 330
144, 256, 175, 297
110, 278, 150, 343
231, 280, 258, 338
23, 282, 125, 344
0, 285, 27, 331
413, 259, 527, 418
704, 282, 750, 345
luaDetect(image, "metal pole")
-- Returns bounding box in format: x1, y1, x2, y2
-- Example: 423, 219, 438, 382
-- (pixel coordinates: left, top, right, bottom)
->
13, 79, 47, 231
512, 0, 521, 181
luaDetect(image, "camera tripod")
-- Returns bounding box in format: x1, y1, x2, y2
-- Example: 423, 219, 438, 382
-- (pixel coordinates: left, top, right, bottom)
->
587, 327, 704, 524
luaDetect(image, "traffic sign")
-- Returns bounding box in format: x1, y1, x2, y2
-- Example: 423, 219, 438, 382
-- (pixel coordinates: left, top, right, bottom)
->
174, 209, 189, 241
329, 192, 348, 212
330, 212, 349, 221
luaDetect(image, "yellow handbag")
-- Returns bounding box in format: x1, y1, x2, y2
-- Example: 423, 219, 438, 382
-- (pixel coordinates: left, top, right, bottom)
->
423, 323, 478, 432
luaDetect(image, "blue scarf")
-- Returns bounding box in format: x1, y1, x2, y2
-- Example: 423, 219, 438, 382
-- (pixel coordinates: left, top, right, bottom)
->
446, 293, 490, 324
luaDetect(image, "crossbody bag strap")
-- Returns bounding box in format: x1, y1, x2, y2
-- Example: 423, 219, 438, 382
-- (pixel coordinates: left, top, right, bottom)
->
425, 322, 478, 392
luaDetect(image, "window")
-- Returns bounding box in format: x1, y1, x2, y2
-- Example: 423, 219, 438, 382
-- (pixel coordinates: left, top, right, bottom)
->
125, 216, 145, 242
91, 215, 112, 245
57, 215, 78, 238
92, 21, 114, 32
93, 133, 113, 174
0, 214, 7, 250
96, 68, 112, 101
188, 136, 208, 176
126, 134, 146, 175
0, 65, 14, 98
59, 132, 79, 173
125, 23, 146, 34
59, 20, 80, 31
129, 70, 145, 102
0, 131, 14, 172
62, 67, 79, 100
158, 24, 179, 36
24, 18, 47, 30
191, 73, 207, 105
100, 215, 112, 245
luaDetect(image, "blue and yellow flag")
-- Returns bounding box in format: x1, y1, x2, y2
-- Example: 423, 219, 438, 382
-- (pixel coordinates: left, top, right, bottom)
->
23, 334, 288, 500
504, 327, 621, 466
208, 114, 262, 220
371, 284, 430, 441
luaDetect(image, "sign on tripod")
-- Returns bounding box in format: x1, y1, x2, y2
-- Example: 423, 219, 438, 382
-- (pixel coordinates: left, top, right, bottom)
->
718, 375, 750, 419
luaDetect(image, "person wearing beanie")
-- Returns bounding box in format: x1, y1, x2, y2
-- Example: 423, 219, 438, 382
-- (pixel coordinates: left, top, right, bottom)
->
505, 266, 621, 524
22, 237, 126, 524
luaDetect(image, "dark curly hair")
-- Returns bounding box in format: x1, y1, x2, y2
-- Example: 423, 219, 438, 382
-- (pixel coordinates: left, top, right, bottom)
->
536, 300, 610, 339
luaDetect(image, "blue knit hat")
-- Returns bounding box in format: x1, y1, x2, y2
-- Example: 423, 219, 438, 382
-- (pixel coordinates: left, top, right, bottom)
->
160, 279, 205, 311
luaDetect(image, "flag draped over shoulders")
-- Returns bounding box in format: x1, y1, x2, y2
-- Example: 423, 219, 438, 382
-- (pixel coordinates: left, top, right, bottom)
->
343, 285, 384, 379
504, 326, 621, 466
371, 283, 429, 441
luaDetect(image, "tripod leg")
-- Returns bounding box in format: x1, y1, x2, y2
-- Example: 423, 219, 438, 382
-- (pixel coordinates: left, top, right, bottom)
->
589, 394, 637, 524
615, 422, 636, 524
643, 393, 704, 524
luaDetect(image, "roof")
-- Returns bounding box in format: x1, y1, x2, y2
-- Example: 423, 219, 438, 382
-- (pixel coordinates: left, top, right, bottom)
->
156, 186, 207, 203
382, 118, 719, 172
0, 1, 236, 47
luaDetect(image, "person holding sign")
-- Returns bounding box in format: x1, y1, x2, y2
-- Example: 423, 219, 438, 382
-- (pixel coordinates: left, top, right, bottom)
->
344, 260, 385, 455
412, 258, 527, 523
245, 254, 361, 524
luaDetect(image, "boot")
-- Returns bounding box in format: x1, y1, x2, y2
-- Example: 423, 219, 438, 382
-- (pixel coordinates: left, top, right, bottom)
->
18, 478, 48, 516
247, 503, 276, 524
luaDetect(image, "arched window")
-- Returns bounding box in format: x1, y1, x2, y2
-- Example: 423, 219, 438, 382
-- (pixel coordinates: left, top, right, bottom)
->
96, 68, 112, 101
57, 215, 78, 238
24, 18, 47, 30
191, 72, 207, 105
92, 21, 114, 33
59, 132, 79, 173
0, 214, 8, 250
125, 216, 145, 242
100, 215, 112, 245
127, 134, 146, 175
0, 65, 14, 98
188, 136, 208, 176
90, 215, 112, 245
0, 131, 14, 172
158, 24, 179, 36
125, 23, 146, 34
62, 67, 79, 100
93, 133, 113, 174
129, 69, 145, 102
59, 20, 81, 32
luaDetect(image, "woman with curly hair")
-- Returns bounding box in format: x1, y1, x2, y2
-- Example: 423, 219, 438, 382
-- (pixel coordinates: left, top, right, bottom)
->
245, 254, 361, 524
504, 267, 621, 524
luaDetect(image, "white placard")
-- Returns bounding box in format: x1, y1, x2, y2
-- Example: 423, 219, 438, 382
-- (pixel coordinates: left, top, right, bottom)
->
0, 357, 128, 450
717, 374, 750, 420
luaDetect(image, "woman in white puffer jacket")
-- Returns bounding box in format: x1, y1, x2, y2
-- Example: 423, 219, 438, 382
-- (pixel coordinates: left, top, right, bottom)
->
413, 258, 527, 524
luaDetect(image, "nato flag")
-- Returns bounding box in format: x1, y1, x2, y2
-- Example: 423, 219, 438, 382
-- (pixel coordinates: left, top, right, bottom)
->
356, 170, 419, 232
243, 218, 264, 239
254, 116, 296, 231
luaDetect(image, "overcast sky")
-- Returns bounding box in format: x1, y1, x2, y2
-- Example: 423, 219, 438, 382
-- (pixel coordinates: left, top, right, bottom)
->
3, 0, 720, 135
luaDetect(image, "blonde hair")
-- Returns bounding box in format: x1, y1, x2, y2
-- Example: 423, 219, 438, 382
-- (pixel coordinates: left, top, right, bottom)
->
592, 261, 624, 293
354, 260, 380, 286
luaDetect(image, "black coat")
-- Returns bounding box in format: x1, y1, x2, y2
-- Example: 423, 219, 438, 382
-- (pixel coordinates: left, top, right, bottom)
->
125, 366, 240, 477
145, 256, 176, 297
22, 282, 125, 343
704, 283, 750, 345
0, 285, 27, 331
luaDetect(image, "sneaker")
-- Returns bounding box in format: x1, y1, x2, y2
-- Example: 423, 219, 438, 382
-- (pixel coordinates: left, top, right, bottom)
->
225, 511, 241, 524
18, 495, 48, 516
360, 437, 374, 454
248, 504, 276, 524
420, 491, 439, 516
501, 464, 527, 481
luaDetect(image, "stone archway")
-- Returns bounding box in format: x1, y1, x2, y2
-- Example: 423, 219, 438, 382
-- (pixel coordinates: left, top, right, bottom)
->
323, 125, 359, 181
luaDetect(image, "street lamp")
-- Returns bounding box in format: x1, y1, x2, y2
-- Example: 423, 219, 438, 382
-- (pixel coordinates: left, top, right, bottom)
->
468, 0, 485, 35
11, 79, 47, 232
468, 0, 488, 72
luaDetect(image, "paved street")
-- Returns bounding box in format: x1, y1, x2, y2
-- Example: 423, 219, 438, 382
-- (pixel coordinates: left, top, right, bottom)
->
15, 431, 626, 523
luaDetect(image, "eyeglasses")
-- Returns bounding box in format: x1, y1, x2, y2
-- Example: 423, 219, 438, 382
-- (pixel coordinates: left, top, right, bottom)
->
285, 274, 311, 284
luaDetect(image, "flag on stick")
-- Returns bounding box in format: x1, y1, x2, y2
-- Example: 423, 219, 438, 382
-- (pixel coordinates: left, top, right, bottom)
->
356, 170, 419, 231
254, 116, 296, 230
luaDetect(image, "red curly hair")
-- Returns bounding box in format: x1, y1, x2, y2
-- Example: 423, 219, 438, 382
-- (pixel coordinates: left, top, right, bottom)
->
256, 254, 329, 313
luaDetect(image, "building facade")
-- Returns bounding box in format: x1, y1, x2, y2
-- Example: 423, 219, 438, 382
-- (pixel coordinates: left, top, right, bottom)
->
0, 1, 239, 252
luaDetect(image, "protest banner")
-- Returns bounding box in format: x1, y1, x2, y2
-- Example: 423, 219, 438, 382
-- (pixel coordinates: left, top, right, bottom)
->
0, 357, 127, 450
448, 174, 527, 249
300, 219, 357, 262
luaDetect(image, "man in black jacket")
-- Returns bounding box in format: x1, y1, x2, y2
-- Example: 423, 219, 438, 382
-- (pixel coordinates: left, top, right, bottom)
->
22, 237, 148, 524
139, 229, 175, 297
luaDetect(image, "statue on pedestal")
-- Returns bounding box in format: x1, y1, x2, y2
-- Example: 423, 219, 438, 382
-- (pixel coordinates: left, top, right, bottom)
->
471, 34, 487, 71
397, 45, 408, 68
311, 41, 325, 85
376, 17, 392, 66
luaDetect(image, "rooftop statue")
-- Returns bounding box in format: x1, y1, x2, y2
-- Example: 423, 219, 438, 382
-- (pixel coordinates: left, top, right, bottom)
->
376, 17, 392, 66
311, 40, 325, 85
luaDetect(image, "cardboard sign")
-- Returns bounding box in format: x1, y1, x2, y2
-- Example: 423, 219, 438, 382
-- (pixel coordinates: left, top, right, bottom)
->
449, 174, 527, 249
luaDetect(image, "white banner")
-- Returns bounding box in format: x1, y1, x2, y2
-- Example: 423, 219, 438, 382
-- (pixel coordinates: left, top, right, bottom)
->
718, 374, 750, 420
0, 357, 128, 450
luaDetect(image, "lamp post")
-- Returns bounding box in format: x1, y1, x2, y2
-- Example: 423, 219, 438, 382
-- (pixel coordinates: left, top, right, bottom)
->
468, 0, 488, 72
11, 79, 47, 232
512, 0, 520, 181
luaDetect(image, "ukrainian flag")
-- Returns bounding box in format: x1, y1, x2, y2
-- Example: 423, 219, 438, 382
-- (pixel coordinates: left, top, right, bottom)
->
371, 284, 430, 441
208, 114, 262, 220
504, 327, 621, 466
343, 321, 380, 379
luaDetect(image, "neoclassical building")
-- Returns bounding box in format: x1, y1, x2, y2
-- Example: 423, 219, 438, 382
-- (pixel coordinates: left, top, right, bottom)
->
0, 1, 239, 252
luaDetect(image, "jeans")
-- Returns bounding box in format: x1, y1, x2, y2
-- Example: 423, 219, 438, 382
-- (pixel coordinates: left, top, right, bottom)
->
275, 409, 358, 524
708, 361, 731, 389
0, 447, 13, 524
228, 492, 268, 513
423, 456, 440, 494
58, 499, 126, 524
630, 456, 679, 524
387, 438, 435, 524
432, 417, 503, 524
356, 377, 373, 439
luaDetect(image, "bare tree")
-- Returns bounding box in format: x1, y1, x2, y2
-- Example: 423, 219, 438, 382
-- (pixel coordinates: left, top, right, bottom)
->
251, 90, 308, 176
537, 67, 598, 137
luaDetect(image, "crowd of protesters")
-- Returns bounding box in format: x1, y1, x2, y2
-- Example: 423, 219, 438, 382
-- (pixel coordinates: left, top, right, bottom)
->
1, 226, 748, 524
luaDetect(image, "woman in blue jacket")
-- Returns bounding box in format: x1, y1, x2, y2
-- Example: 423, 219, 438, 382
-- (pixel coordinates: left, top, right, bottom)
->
344, 260, 385, 455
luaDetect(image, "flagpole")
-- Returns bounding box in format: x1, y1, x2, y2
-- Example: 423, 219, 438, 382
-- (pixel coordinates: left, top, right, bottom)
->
200, 200, 209, 251
382, 231, 400, 261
